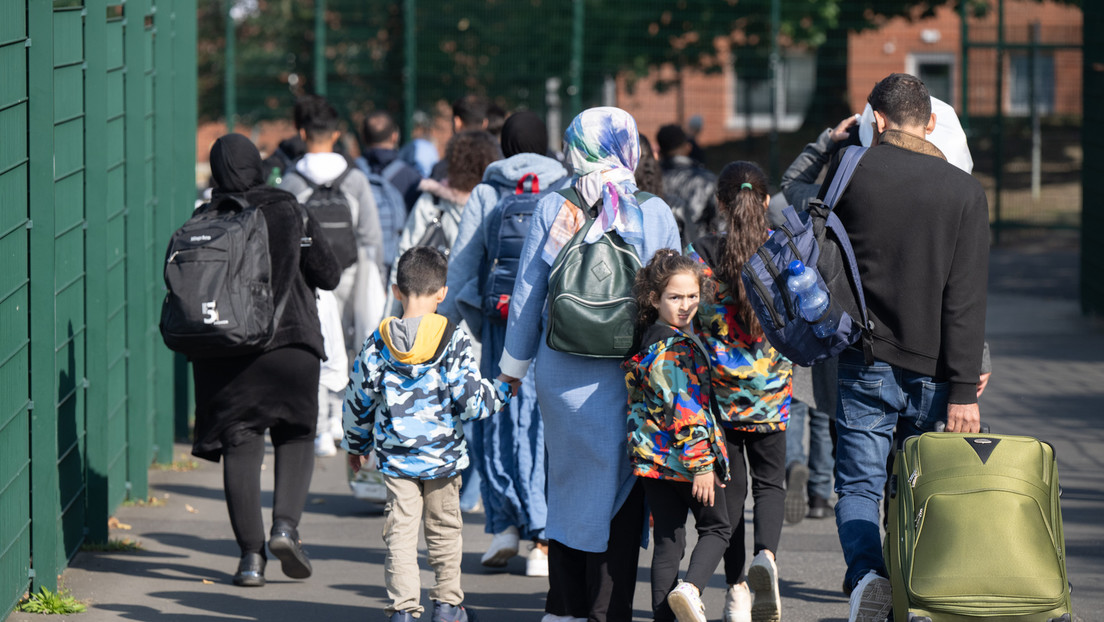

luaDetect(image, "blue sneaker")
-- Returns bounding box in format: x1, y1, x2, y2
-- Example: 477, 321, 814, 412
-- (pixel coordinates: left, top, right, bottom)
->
389, 611, 415, 622
432, 601, 475, 622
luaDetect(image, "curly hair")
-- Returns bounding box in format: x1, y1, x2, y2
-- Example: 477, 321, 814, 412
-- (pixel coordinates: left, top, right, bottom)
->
444, 130, 502, 193
633, 248, 714, 328
714, 161, 770, 340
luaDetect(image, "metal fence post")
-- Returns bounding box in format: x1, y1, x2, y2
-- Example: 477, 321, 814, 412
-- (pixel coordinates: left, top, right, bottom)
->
85, 0, 112, 544
27, 0, 60, 592
173, 0, 198, 443
125, 0, 152, 500
570, 0, 583, 119
404, 0, 415, 138
224, 0, 235, 131
315, 0, 326, 96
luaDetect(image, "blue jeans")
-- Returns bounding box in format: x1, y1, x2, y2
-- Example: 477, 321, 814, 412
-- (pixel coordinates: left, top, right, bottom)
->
833, 348, 948, 593
785, 399, 834, 501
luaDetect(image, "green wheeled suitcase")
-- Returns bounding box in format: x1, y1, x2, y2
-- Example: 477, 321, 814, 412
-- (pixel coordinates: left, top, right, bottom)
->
884, 432, 1072, 622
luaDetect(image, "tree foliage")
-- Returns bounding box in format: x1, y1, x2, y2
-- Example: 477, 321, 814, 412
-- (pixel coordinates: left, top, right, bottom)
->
197, 0, 1080, 127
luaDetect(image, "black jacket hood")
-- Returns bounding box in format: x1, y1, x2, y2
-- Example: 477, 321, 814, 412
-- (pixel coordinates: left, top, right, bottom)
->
210, 133, 266, 193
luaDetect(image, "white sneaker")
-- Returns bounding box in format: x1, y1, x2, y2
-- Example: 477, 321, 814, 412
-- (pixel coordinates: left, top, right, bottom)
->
747, 551, 780, 622
526, 544, 549, 577
667, 581, 707, 622
480, 525, 519, 567
847, 570, 892, 622
723, 582, 752, 622
314, 433, 337, 457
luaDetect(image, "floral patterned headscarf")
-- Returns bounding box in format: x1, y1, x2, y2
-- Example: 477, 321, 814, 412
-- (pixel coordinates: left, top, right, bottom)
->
542, 107, 646, 264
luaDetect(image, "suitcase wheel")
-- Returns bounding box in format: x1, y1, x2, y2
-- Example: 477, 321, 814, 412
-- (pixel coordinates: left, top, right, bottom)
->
1046, 615, 1071, 622
906, 615, 932, 622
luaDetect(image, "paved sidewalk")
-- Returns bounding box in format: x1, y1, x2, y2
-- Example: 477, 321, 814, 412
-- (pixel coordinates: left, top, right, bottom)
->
7, 236, 1101, 622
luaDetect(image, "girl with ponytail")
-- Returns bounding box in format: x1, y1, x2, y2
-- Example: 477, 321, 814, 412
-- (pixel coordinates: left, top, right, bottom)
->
685, 161, 792, 622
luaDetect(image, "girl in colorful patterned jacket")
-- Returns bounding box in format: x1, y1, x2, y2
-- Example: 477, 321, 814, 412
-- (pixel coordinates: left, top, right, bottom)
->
624, 249, 731, 622
684, 161, 793, 622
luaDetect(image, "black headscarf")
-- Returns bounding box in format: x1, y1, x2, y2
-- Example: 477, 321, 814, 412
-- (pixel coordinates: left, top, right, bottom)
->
500, 111, 548, 158
209, 133, 266, 194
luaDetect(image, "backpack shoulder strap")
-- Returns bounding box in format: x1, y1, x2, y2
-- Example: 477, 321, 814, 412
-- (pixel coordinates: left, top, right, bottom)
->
822, 145, 868, 208
381, 158, 405, 181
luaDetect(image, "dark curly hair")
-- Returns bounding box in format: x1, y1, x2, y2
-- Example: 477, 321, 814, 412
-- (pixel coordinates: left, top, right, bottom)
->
444, 130, 502, 193
633, 248, 714, 328
714, 161, 770, 340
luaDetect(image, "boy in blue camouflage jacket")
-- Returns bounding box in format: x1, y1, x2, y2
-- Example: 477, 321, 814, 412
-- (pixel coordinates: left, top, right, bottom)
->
343, 246, 513, 622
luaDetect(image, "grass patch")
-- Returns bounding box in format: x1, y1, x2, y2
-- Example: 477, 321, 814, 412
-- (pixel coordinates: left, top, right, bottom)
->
80, 537, 142, 552
151, 454, 198, 472
121, 495, 167, 508
15, 587, 87, 614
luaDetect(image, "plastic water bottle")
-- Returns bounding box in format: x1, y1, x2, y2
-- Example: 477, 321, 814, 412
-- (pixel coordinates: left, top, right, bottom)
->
786, 260, 836, 338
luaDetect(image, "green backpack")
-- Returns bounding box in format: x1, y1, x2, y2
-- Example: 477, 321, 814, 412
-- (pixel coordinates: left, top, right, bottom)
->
545, 188, 654, 359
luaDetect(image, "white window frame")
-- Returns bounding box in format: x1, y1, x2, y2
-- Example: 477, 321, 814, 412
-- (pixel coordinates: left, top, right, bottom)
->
725, 51, 815, 132
906, 52, 957, 105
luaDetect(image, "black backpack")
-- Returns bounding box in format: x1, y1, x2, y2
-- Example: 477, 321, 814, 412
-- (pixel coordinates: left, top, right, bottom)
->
299, 164, 358, 269
483, 173, 546, 323
159, 195, 280, 359
545, 188, 653, 358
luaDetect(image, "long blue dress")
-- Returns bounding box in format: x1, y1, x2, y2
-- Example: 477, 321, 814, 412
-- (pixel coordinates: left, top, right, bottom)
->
500, 190, 680, 552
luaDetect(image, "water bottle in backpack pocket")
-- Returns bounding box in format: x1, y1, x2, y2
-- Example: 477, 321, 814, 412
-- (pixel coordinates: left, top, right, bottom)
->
740, 145, 873, 367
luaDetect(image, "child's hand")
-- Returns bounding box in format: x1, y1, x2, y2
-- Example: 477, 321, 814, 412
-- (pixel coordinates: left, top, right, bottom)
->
691, 471, 719, 507
347, 453, 366, 474
497, 373, 521, 397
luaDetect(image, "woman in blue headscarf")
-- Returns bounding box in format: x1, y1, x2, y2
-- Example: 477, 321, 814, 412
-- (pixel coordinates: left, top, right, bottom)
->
499, 108, 681, 622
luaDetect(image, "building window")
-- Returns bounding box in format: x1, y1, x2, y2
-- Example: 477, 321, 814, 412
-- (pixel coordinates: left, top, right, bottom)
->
726, 51, 816, 132
907, 53, 955, 104
1009, 52, 1055, 116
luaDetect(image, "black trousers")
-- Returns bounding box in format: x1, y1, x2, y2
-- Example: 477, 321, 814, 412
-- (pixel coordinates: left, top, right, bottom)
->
222, 423, 315, 556
546, 481, 646, 622
642, 477, 731, 622
722, 428, 786, 584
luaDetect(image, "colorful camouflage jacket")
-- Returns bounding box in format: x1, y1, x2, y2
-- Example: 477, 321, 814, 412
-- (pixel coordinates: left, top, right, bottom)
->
342, 314, 510, 479
686, 236, 792, 432
624, 323, 729, 483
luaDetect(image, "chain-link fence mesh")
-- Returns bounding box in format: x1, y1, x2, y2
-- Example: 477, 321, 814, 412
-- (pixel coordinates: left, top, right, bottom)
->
200, 0, 1083, 232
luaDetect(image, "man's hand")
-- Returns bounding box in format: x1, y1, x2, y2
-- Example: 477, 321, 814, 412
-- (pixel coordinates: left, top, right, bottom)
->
348, 453, 367, 474
976, 372, 991, 398
691, 471, 724, 507
945, 402, 981, 433
830, 115, 860, 143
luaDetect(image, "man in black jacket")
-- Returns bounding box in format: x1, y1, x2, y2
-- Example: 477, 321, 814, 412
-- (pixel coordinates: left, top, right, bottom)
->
826, 74, 989, 622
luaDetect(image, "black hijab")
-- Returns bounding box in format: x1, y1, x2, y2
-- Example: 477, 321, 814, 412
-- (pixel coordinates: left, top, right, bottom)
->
500, 111, 548, 158
209, 133, 267, 194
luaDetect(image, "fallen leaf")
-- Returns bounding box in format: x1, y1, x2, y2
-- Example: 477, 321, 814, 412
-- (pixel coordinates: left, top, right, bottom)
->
202, 579, 214, 584
310, 498, 326, 505
185, 504, 198, 514
107, 517, 132, 530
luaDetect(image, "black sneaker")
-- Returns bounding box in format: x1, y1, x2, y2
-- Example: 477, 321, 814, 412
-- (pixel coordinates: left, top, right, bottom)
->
784, 463, 809, 524
268, 526, 312, 579
807, 495, 832, 519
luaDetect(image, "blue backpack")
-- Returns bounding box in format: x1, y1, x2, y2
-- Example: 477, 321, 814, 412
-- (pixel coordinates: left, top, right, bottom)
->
482, 173, 551, 323
741, 145, 874, 367
355, 157, 408, 277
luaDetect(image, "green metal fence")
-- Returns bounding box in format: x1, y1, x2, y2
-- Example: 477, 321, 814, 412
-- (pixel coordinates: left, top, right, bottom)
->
1, 1, 195, 617
1083, 3, 1103, 315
